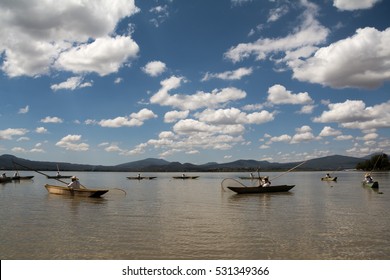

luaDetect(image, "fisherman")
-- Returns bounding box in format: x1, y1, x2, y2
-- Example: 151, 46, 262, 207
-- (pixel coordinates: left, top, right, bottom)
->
13, 171, 20, 178
182, 173, 186, 178
68, 176, 81, 189
1, 173, 7, 178
325, 173, 331, 178
250, 172, 254, 179
137, 173, 141, 179
261, 176, 271, 187
365, 173, 374, 183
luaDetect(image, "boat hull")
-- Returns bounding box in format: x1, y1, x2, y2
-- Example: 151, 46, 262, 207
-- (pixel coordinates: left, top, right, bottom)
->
321, 177, 337, 181
362, 181, 379, 189
46, 175, 72, 179
0, 177, 12, 183
44, 184, 108, 197
127, 176, 157, 180
227, 185, 295, 194
172, 176, 199, 179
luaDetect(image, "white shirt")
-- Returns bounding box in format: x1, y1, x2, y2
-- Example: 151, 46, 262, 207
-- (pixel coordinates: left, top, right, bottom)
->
68, 180, 81, 189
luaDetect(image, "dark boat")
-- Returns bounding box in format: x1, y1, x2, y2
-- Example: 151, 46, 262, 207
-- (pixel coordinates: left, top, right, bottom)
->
12, 175, 34, 180
172, 176, 199, 179
46, 175, 72, 179
127, 176, 157, 180
44, 184, 108, 198
227, 185, 295, 194
362, 181, 379, 189
321, 177, 337, 181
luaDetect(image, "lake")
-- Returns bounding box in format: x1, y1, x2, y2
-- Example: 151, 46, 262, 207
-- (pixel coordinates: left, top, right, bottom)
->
0, 170, 389, 260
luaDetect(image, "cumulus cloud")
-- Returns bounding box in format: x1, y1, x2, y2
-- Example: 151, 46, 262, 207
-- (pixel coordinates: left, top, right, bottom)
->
0, 128, 29, 140
93, 108, 157, 128
267, 84, 313, 105
291, 125, 316, 144
0, 0, 140, 77
201, 67, 253, 81
51, 76, 92, 91
56, 134, 89, 151
35, 127, 48, 134
195, 108, 275, 125
142, 61, 167, 77
164, 110, 190, 123
314, 99, 390, 130
333, 0, 381, 11
150, 76, 247, 110
292, 27, 390, 89
319, 126, 342, 137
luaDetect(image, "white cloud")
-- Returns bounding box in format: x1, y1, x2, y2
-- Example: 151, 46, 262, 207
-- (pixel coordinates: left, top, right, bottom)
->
150, 76, 247, 110
268, 5, 289, 22
267, 84, 313, 105
224, 1, 329, 63
142, 61, 167, 77
18, 105, 29, 114
56, 36, 139, 76
314, 100, 390, 130
0, 128, 29, 140
40, 116, 63, 123
0, 0, 140, 77
96, 108, 157, 128
35, 127, 48, 134
291, 125, 316, 144
319, 126, 342, 137
51, 76, 92, 91
164, 110, 190, 123
333, 0, 381, 11
293, 27, 390, 89
56, 134, 89, 151
201, 67, 253, 81
195, 108, 274, 125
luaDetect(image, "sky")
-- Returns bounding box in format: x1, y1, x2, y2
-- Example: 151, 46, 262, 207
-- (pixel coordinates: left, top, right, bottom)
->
0, 0, 389, 166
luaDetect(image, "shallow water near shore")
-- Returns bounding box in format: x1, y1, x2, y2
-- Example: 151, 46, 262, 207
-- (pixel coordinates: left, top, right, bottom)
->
1, 171, 389, 259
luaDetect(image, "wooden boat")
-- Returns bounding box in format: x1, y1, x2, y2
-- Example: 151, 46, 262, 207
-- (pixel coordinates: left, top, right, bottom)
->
44, 184, 108, 197
46, 175, 72, 179
321, 177, 337, 181
227, 185, 295, 194
362, 181, 379, 189
172, 176, 199, 179
12, 175, 34, 180
127, 176, 157, 180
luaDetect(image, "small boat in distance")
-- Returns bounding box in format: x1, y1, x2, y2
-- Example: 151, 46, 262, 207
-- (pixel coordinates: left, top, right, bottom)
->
321, 176, 337, 181
172, 175, 199, 179
127, 176, 157, 180
44, 184, 108, 198
46, 174, 72, 179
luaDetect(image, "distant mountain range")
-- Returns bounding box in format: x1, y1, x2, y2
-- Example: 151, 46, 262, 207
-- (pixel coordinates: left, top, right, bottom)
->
0, 153, 366, 172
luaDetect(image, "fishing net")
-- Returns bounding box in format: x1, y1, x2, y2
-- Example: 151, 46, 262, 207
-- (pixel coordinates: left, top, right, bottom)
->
220, 178, 254, 192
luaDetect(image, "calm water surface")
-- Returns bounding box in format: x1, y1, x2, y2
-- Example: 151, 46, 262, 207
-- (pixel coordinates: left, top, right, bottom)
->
0, 171, 389, 259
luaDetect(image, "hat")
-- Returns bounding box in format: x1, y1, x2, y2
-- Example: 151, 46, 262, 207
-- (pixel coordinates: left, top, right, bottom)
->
71, 176, 79, 180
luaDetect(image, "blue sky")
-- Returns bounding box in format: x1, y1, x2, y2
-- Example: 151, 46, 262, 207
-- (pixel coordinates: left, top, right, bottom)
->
1, 0, 389, 165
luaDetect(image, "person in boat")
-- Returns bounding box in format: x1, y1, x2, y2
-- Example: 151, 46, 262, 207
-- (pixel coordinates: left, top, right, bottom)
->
1, 173, 7, 178
182, 173, 186, 178
365, 173, 374, 183
250, 172, 254, 179
137, 173, 141, 179
68, 176, 81, 189
325, 173, 331, 178
56, 171, 61, 177
13, 171, 20, 178
261, 176, 271, 187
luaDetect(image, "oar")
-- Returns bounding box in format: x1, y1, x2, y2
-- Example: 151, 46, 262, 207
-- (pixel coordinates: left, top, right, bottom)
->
270, 160, 307, 181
